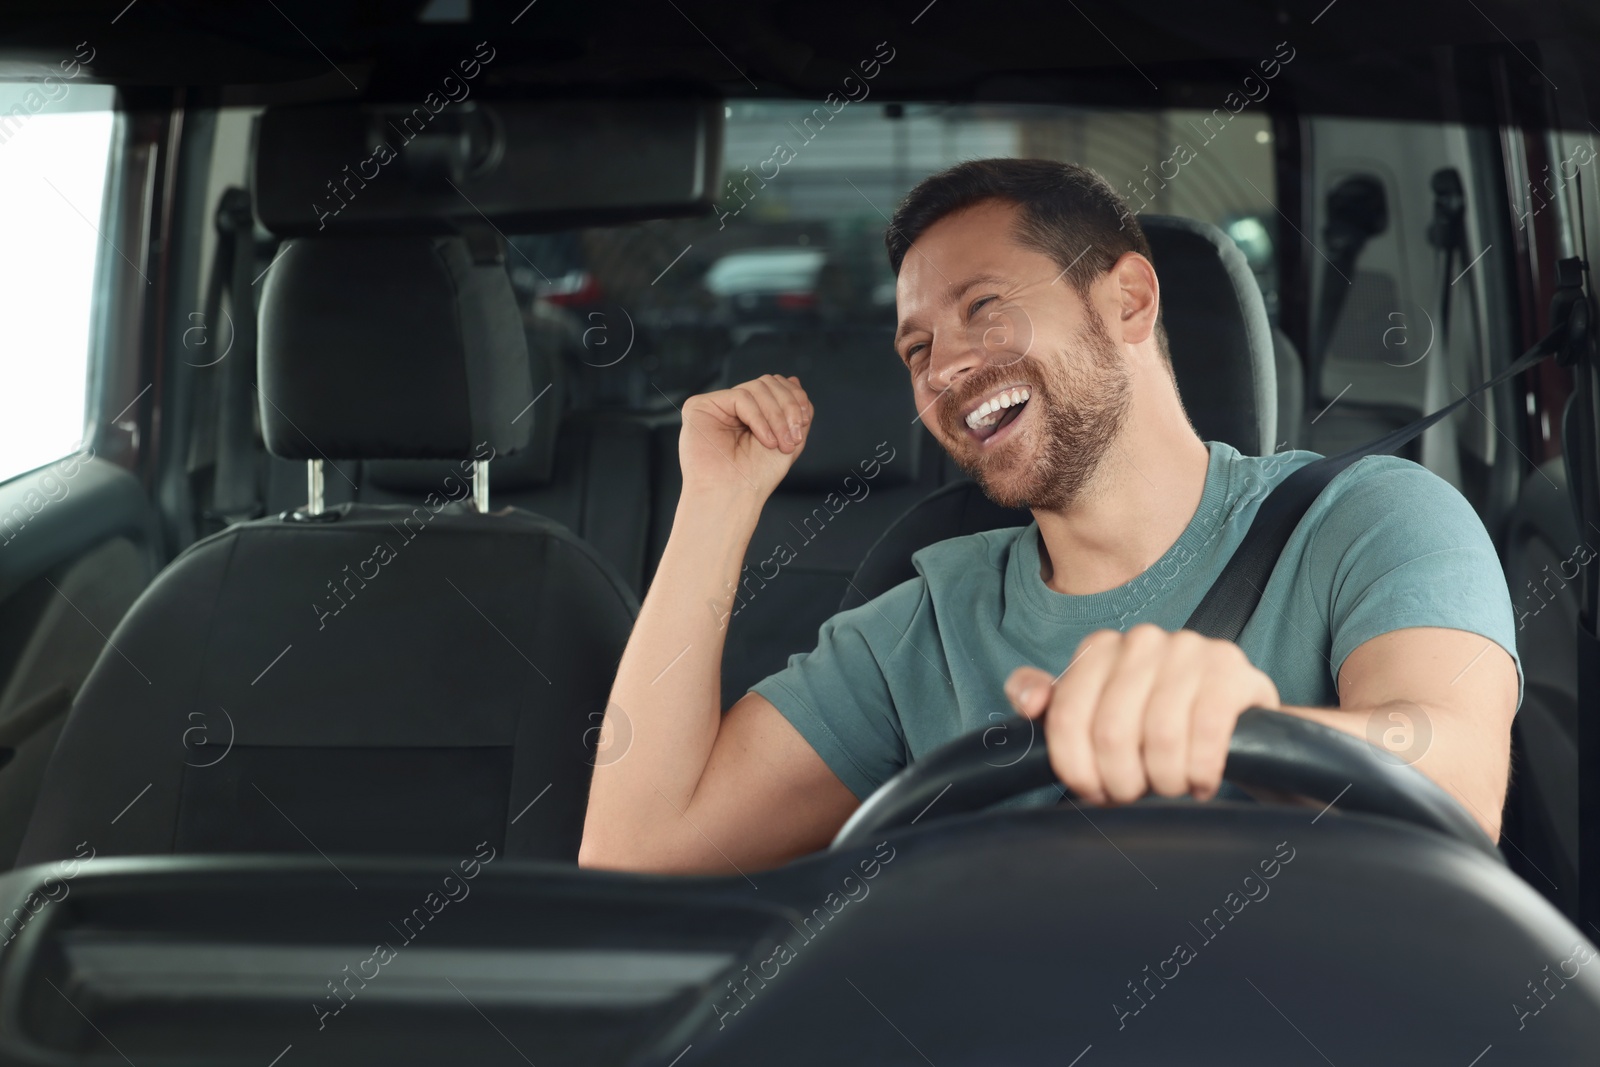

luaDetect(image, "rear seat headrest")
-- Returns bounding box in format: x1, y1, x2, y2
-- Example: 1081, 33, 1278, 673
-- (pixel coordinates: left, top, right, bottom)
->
258, 235, 534, 461
721, 329, 921, 490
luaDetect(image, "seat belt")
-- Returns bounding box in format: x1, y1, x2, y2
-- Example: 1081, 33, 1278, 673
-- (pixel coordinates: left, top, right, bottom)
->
191, 188, 263, 534
1184, 257, 1591, 643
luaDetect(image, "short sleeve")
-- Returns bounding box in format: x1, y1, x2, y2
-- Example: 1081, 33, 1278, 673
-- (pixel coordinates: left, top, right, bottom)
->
748, 579, 921, 800
1308, 457, 1524, 706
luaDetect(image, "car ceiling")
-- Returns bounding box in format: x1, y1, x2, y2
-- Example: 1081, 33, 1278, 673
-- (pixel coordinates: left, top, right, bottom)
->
0, 0, 1596, 126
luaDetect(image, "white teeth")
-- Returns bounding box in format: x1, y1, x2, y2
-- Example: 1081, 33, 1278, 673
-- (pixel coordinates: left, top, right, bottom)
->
964, 387, 1032, 431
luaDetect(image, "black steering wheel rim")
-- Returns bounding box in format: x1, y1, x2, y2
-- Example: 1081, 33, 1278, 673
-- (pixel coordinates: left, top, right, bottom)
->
830, 708, 1501, 861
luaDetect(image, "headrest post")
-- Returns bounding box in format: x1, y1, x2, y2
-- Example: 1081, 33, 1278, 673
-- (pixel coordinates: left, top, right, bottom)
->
473, 460, 489, 514
306, 459, 325, 515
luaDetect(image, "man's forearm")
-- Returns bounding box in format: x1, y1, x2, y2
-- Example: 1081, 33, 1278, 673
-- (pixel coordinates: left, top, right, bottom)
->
1277, 700, 1511, 839
580, 489, 764, 864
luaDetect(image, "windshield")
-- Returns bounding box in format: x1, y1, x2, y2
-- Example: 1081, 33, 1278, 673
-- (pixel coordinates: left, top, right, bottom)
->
497, 100, 1278, 410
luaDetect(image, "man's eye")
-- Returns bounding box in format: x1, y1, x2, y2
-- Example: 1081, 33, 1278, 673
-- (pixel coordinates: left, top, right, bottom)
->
968, 296, 996, 318
905, 343, 926, 361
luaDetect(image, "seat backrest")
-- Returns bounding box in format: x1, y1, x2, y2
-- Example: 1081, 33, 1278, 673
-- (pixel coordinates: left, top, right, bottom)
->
840, 214, 1280, 609
18, 235, 637, 867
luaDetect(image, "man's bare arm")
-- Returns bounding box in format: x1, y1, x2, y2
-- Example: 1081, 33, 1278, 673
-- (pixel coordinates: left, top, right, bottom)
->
1006, 624, 1517, 840
1281, 626, 1518, 839
579, 377, 859, 874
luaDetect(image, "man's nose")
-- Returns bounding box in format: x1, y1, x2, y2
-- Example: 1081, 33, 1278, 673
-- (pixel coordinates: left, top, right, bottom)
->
927, 331, 986, 393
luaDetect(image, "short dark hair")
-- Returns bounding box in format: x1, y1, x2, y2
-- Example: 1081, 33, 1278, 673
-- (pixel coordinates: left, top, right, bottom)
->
884, 158, 1169, 359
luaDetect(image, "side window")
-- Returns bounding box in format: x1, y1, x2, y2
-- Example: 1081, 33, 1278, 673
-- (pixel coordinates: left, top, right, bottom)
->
0, 78, 117, 484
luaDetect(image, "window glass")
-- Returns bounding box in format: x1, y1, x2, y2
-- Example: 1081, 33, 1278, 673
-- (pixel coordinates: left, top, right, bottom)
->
505, 101, 1278, 413
0, 79, 117, 483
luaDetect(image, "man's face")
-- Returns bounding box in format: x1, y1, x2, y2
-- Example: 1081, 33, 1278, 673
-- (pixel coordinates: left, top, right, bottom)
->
894, 200, 1132, 512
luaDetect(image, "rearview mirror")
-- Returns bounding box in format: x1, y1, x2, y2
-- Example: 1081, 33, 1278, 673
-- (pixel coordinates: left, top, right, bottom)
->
253, 98, 723, 236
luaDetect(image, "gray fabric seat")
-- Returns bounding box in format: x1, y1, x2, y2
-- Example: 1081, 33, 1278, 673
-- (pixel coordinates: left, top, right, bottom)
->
18, 235, 637, 867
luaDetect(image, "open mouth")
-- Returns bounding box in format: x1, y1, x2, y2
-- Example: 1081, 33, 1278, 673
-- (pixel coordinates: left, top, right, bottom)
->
962, 385, 1031, 446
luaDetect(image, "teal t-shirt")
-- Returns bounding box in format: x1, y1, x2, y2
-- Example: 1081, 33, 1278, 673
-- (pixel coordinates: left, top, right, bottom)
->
750, 440, 1524, 803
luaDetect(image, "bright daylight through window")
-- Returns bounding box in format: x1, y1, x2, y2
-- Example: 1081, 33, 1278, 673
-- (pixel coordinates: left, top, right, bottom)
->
0, 80, 115, 485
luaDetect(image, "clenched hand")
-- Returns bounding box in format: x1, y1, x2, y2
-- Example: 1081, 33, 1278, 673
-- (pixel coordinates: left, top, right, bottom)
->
1005, 624, 1281, 804
679, 374, 813, 501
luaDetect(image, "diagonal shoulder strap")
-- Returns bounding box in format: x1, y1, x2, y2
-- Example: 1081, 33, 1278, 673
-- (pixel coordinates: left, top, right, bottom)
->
1183, 342, 1550, 642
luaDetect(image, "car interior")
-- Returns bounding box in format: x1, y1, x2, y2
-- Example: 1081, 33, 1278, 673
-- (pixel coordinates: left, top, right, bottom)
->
0, 1, 1598, 1063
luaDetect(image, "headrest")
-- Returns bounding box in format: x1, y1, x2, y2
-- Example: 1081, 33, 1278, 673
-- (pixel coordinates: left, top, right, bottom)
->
362, 310, 568, 493
1142, 215, 1277, 455
258, 235, 533, 461
720, 329, 921, 490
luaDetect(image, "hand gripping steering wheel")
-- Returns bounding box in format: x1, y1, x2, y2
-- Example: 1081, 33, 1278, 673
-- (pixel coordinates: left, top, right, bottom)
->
830, 708, 1500, 860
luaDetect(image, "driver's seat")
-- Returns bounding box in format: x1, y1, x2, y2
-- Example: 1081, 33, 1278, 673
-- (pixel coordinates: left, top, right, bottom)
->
843, 214, 1279, 609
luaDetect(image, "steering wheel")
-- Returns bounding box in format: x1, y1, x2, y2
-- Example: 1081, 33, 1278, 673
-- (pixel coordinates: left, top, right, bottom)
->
831, 708, 1501, 860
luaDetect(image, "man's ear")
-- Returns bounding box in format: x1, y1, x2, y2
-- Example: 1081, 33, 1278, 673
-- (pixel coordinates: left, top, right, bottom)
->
1111, 251, 1160, 347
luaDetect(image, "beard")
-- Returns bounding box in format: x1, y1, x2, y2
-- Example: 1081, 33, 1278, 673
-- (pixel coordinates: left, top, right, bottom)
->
939, 315, 1132, 513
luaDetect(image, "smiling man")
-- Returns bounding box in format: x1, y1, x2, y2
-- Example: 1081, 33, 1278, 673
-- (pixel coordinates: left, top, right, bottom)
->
580, 158, 1522, 874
